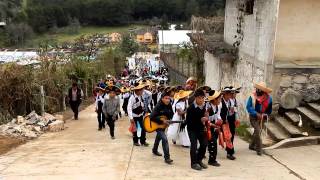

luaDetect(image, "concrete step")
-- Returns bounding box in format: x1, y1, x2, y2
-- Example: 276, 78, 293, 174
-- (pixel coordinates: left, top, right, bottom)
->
274, 116, 304, 138
296, 107, 320, 128
265, 121, 290, 142
307, 103, 320, 117
284, 111, 300, 125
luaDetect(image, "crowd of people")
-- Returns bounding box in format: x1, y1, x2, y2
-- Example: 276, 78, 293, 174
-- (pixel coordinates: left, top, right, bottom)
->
89, 75, 273, 170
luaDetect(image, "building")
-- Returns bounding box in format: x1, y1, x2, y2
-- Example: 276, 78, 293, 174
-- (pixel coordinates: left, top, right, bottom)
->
136, 29, 155, 44
158, 30, 192, 53
202, 0, 320, 142
109, 33, 122, 43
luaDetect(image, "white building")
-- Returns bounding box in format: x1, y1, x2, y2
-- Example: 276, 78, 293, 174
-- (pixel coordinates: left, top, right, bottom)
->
158, 30, 192, 53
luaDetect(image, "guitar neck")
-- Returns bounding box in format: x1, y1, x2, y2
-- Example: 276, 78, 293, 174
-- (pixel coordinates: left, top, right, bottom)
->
169, 121, 183, 123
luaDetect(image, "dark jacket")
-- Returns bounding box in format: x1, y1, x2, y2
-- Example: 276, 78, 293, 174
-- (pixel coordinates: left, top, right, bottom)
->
220, 99, 228, 123
68, 87, 82, 103
186, 102, 206, 132
150, 101, 174, 125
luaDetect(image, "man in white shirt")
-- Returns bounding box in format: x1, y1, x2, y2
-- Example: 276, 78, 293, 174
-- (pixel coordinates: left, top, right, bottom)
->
95, 87, 106, 130
127, 83, 149, 146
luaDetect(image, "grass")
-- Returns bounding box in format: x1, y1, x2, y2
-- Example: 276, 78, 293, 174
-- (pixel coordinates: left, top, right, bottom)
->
28, 25, 148, 47
236, 123, 252, 142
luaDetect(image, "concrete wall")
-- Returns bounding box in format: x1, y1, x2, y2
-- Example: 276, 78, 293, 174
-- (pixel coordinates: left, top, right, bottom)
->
208, 0, 280, 121
275, 0, 320, 61
204, 51, 221, 90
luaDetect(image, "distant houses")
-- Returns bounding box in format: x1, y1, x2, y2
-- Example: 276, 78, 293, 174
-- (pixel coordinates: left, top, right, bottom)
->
109, 32, 122, 43
136, 29, 156, 44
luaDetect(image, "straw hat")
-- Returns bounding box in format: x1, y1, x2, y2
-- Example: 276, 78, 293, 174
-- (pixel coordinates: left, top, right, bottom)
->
207, 90, 222, 101
186, 77, 197, 84
174, 90, 193, 100
106, 85, 121, 93
120, 87, 129, 93
132, 82, 145, 90
254, 82, 272, 94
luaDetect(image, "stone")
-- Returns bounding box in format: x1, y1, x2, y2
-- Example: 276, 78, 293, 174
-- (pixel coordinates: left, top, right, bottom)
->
13, 126, 23, 133
310, 74, 320, 83
24, 129, 38, 138
292, 83, 303, 91
48, 120, 64, 132
293, 75, 308, 84
33, 126, 42, 133
17, 116, 25, 124
280, 76, 292, 88
280, 89, 302, 109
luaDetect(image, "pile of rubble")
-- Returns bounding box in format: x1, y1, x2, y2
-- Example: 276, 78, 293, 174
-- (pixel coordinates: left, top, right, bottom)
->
0, 111, 64, 139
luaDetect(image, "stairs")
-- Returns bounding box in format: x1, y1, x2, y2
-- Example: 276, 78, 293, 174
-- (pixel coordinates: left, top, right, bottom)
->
263, 102, 320, 144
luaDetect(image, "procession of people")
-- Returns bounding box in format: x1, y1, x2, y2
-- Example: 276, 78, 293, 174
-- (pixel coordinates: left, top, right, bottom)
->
89, 71, 273, 170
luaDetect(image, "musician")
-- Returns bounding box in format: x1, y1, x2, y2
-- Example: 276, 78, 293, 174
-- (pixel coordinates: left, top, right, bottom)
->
221, 86, 236, 160
246, 82, 273, 156
167, 90, 192, 147
150, 90, 174, 164
102, 86, 120, 139
127, 83, 149, 146
95, 87, 106, 130
206, 90, 223, 166
185, 89, 208, 170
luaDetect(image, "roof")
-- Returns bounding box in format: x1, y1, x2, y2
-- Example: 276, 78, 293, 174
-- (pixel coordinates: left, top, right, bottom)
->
158, 30, 192, 45
0, 22, 6, 26
189, 33, 238, 61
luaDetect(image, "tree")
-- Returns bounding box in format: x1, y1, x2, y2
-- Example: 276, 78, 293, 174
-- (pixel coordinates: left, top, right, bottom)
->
120, 34, 139, 57
185, 0, 200, 18
5, 22, 33, 46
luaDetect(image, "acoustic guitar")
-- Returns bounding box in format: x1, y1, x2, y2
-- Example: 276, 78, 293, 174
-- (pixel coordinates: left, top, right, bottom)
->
143, 114, 182, 133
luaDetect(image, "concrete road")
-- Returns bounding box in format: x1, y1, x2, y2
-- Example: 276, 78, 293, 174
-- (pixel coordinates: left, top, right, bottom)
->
0, 105, 299, 180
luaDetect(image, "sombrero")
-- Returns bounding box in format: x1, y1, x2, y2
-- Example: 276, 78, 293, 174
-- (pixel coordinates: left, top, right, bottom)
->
120, 87, 129, 93
222, 86, 234, 93
186, 77, 197, 84
139, 79, 152, 87
174, 90, 193, 100
106, 85, 121, 93
199, 86, 212, 93
132, 82, 145, 90
207, 90, 222, 101
254, 82, 272, 94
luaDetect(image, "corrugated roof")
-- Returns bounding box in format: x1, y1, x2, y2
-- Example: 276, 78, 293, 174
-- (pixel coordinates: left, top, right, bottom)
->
158, 30, 192, 45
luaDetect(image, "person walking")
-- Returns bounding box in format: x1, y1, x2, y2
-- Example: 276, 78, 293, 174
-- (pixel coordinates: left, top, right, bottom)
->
68, 82, 83, 120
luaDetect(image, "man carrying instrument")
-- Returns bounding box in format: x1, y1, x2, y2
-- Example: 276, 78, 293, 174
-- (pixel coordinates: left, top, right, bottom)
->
246, 82, 273, 156
150, 90, 174, 164
185, 89, 208, 170
206, 90, 223, 167
127, 82, 149, 146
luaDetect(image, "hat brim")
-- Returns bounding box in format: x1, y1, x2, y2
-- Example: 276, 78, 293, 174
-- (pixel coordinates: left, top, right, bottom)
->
133, 85, 145, 90
174, 91, 193, 100
254, 83, 272, 93
207, 91, 221, 101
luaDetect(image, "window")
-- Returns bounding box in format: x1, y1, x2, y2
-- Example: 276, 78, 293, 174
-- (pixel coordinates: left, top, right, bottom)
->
245, 0, 254, 15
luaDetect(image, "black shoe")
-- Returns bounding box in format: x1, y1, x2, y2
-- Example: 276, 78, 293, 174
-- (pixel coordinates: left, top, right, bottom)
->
153, 151, 162, 156
257, 151, 262, 156
98, 128, 102, 131
111, 136, 115, 140
134, 143, 140, 146
198, 161, 208, 169
208, 161, 221, 167
191, 164, 202, 171
227, 154, 236, 160
141, 142, 149, 147
249, 145, 256, 151
172, 140, 176, 145
165, 158, 173, 164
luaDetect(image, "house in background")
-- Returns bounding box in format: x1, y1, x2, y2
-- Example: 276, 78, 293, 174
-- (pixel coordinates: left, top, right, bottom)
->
158, 29, 192, 53
136, 29, 156, 44
201, 0, 320, 143
109, 32, 122, 43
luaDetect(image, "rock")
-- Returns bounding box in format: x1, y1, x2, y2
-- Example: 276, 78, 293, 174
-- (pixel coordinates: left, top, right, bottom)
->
25, 111, 41, 125
13, 126, 23, 133
33, 126, 42, 133
310, 74, 320, 83
280, 89, 302, 109
36, 121, 46, 127
292, 83, 303, 91
0, 124, 10, 134
293, 75, 308, 84
17, 116, 25, 124
23, 129, 38, 138
11, 118, 17, 124
54, 114, 64, 123
44, 113, 56, 122
48, 120, 64, 132
280, 76, 292, 88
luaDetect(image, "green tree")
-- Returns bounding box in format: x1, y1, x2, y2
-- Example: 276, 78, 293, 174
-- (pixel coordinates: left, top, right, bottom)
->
120, 34, 139, 57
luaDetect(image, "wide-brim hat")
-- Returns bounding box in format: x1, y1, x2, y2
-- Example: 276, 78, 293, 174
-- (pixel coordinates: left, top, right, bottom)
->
106, 85, 121, 93
186, 77, 197, 84
139, 79, 152, 87
132, 82, 145, 90
164, 86, 176, 93
207, 90, 222, 101
222, 86, 234, 93
120, 87, 129, 93
174, 90, 193, 100
199, 86, 212, 93
254, 82, 272, 94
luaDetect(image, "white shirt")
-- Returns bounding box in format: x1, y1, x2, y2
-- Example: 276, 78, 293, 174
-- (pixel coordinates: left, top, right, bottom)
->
95, 94, 105, 109
127, 93, 144, 119
123, 92, 130, 99
206, 103, 222, 122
